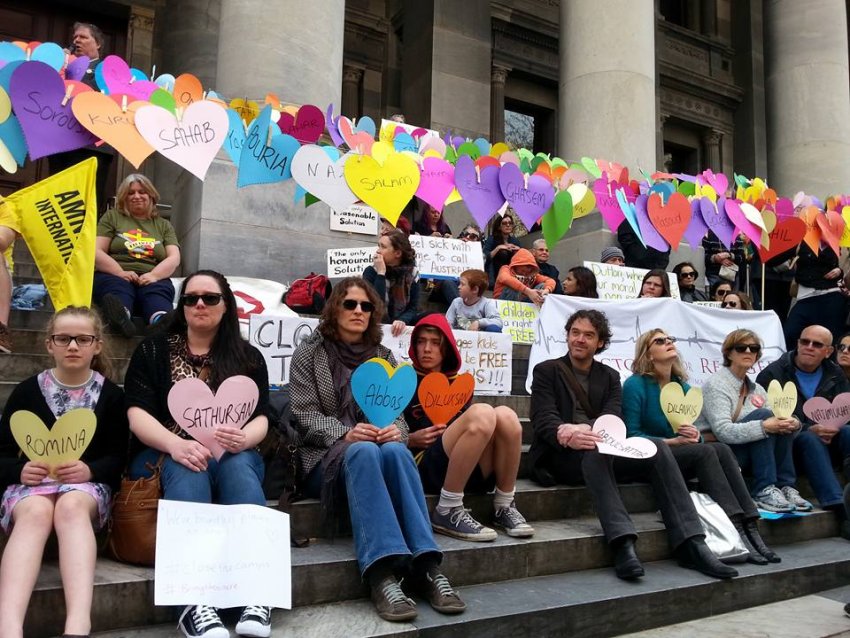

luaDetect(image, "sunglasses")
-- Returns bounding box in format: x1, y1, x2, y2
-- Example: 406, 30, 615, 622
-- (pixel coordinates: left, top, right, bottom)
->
799, 338, 827, 349
651, 336, 677, 346
459, 232, 481, 241
721, 301, 738, 308
49, 334, 97, 347
837, 344, 850, 353
732, 344, 761, 354
716, 289, 731, 298
342, 299, 375, 312
679, 271, 698, 279
182, 293, 223, 306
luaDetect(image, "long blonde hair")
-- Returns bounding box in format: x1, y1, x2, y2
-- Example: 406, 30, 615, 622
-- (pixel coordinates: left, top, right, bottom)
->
115, 173, 159, 219
631, 328, 688, 382
45, 306, 114, 379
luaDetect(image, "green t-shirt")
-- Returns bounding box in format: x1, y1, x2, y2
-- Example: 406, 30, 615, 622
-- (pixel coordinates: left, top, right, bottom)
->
97, 208, 179, 274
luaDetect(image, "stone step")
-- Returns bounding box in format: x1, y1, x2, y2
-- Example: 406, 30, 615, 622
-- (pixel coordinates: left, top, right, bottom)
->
87, 535, 850, 638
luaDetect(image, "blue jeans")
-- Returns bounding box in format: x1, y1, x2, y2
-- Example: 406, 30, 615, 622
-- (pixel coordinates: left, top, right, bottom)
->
93, 272, 175, 323
481, 324, 502, 333
343, 442, 441, 575
129, 446, 266, 505
497, 283, 546, 302
728, 408, 796, 494
793, 426, 850, 508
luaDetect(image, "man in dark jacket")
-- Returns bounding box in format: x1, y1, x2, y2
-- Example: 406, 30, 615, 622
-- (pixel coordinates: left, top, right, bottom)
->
756, 324, 850, 530
529, 309, 736, 580
530, 239, 564, 294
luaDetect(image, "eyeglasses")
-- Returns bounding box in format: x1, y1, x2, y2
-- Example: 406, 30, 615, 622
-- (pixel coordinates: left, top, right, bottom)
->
182, 293, 223, 306
799, 338, 827, 349
49, 334, 97, 347
651, 336, 677, 346
679, 271, 697, 279
732, 344, 761, 354
721, 301, 738, 308
342, 299, 375, 312
459, 232, 481, 241
837, 344, 850, 353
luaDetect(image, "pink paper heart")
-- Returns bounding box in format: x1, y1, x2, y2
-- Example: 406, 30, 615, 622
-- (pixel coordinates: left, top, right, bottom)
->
775, 197, 795, 219
418, 136, 446, 157
99, 55, 158, 101
415, 157, 455, 212
724, 199, 762, 244
167, 375, 260, 460
802, 393, 850, 429
592, 177, 633, 233
701, 169, 728, 196
278, 104, 324, 144
815, 210, 845, 257
338, 116, 374, 155
592, 414, 657, 459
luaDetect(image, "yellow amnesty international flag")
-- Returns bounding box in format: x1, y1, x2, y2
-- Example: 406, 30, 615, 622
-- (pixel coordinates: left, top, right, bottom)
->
6, 158, 97, 309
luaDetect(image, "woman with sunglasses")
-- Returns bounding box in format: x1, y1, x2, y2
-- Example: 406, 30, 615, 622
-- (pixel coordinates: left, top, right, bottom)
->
482, 214, 521, 287
710, 280, 733, 303
721, 291, 753, 310
124, 270, 274, 638
697, 329, 803, 516
290, 277, 464, 622
672, 262, 707, 303
836, 333, 850, 381
622, 329, 778, 564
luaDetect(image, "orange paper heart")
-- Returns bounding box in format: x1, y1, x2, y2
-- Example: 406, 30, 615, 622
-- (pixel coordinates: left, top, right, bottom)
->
801, 206, 822, 255
71, 91, 154, 168
647, 192, 690, 247
173, 73, 203, 108
417, 372, 475, 426
816, 209, 845, 257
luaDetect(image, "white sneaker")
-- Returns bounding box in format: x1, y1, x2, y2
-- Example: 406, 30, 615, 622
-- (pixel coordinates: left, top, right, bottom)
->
235, 605, 272, 637
781, 486, 814, 512
178, 605, 229, 638
754, 485, 795, 513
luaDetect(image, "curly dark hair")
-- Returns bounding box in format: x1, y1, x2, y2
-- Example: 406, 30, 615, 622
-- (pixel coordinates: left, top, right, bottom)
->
384, 229, 416, 266
565, 309, 612, 353
319, 277, 385, 346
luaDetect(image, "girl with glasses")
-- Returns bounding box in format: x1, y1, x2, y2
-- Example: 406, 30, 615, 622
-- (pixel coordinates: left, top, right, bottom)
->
672, 262, 708, 303
697, 329, 806, 517
0, 306, 128, 637
622, 329, 777, 566
124, 270, 275, 637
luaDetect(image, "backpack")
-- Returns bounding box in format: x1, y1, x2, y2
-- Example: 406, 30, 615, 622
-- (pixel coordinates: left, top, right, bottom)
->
284, 273, 331, 314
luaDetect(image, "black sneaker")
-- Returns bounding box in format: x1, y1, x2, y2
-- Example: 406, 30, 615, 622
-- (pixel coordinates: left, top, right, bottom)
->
178, 605, 229, 638
235, 605, 271, 637
101, 293, 136, 338
370, 574, 417, 622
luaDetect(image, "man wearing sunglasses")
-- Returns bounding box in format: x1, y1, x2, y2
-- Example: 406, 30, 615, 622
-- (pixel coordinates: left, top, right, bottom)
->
757, 325, 850, 535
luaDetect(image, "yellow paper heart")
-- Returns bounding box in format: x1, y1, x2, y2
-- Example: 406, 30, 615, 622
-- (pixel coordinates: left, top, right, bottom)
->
370, 141, 394, 165
0, 86, 10, 124
767, 380, 798, 419
10, 408, 97, 469
490, 142, 510, 158
567, 183, 596, 218
840, 206, 850, 247
379, 123, 397, 143
697, 184, 717, 203
660, 383, 703, 432
445, 187, 462, 206
760, 210, 778, 250
344, 152, 421, 225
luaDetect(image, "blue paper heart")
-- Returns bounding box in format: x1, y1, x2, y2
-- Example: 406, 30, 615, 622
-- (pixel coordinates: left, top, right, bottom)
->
616, 188, 644, 245
473, 137, 491, 157
393, 132, 416, 153
351, 359, 417, 428
649, 181, 676, 204
0, 43, 24, 65
0, 60, 27, 166
30, 43, 65, 71
237, 105, 301, 188
223, 108, 246, 167
352, 115, 376, 138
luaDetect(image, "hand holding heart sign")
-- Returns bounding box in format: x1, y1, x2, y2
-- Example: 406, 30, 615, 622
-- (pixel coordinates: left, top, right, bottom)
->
591, 415, 657, 459
351, 358, 417, 428
660, 383, 703, 433
10, 408, 97, 477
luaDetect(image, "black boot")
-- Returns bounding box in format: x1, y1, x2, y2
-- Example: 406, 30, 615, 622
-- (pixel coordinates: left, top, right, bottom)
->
733, 520, 768, 565
612, 536, 644, 580
674, 538, 738, 579
744, 519, 780, 563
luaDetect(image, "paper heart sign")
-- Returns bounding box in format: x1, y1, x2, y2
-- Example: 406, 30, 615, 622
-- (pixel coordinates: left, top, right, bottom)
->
801, 206, 822, 255
9, 61, 97, 159
415, 156, 455, 212
338, 116, 375, 154
0, 42, 25, 65
291, 144, 357, 212
683, 199, 709, 249
699, 197, 737, 249
499, 162, 554, 228
10, 408, 96, 469
580, 156, 602, 178
475, 155, 501, 170
95, 55, 158, 100
802, 392, 850, 429
173, 73, 203, 108
647, 192, 690, 247
567, 183, 596, 218
351, 358, 417, 428
616, 188, 643, 242
841, 206, 850, 247
756, 215, 805, 262
417, 372, 475, 426
135, 101, 228, 180
816, 209, 845, 257
592, 178, 626, 232
454, 155, 506, 228
393, 131, 417, 153
344, 151, 420, 225
660, 383, 703, 433
592, 414, 657, 459
167, 375, 259, 460
278, 104, 324, 144
635, 194, 669, 251
29, 42, 64, 71
71, 91, 154, 168
236, 104, 301, 187
767, 380, 798, 419
419, 135, 446, 158
222, 107, 246, 167
542, 189, 573, 249
324, 103, 345, 148
64, 55, 90, 81
230, 97, 260, 123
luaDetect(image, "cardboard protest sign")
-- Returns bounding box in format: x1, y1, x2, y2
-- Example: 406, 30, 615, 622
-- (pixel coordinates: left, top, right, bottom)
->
167, 375, 259, 459
767, 380, 798, 419
409, 235, 484, 280
418, 372, 475, 426
496, 299, 538, 344
329, 203, 379, 235
660, 383, 703, 432
802, 393, 850, 428
592, 414, 657, 459
351, 358, 417, 427
11, 408, 96, 469
326, 246, 373, 278
584, 261, 681, 300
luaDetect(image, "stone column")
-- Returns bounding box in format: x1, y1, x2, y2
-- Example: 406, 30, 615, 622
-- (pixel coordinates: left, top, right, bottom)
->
341, 65, 364, 118
490, 65, 510, 142
702, 129, 723, 172
701, 0, 717, 37
559, 0, 656, 171
765, 0, 850, 195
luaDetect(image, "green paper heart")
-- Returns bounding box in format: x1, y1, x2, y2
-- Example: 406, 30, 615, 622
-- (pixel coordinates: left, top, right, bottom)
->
149, 88, 176, 114
457, 141, 480, 160
580, 157, 602, 178
678, 181, 696, 197
517, 148, 534, 161
542, 189, 574, 249
305, 192, 320, 207
551, 156, 567, 169
530, 156, 549, 172
734, 172, 750, 189
519, 157, 532, 174
444, 145, 458, 164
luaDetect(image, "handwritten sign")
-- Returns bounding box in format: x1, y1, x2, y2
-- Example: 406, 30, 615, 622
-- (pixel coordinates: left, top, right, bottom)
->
10, 408, 96, 469
584, 261, 681, 300
326, 246, 374, 278
409, 235, 485, 280
418, 372, 475, 425
344, 152, 420, 226
167, 376, 259, 459
330, 203, 379, 235
496, 299, 538, 344
659, 383, 703, 432
802, 392, 850, 428
351, 358, 417, 427
591, 414, 657, 459
71, 91, 154, 168
237, 105, 300, 187
499, 162, 554, 229
291, 145, 358, 212
155, 500, 291, 608
767, 380, 798, 419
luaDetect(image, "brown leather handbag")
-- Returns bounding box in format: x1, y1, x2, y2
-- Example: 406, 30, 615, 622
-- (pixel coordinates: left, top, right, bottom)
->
106, 456, 164, 566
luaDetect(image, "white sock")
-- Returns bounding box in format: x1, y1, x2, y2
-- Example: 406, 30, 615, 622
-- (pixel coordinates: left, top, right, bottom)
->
494, 487, 515, 511
437, 488, 464, 513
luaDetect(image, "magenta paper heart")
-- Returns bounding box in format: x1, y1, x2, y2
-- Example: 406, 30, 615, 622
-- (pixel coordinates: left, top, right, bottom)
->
9, 61, 97, 160
592, 178, 627, 232
699, 197, 737, 249
592, 414, 657, 459
635, 194, 669, 251
167, 375, 260, 460
498, 162, 554, 229
97, 55, 157, 101
65, 55, 90, 81
134, 101, 229, 180
455, 155, 505, 229
415, 157, 455, 211
701, 169, 728, 196
802, 393, 850, 429
683, 199, 709, 249
775, 197, 794, 219
724, 199, 762, 244
278, 104, 324, 144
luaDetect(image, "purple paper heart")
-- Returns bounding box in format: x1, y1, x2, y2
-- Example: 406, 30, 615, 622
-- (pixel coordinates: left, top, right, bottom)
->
592, 177, 626, 232
683, 199, 708, 249
699, 197, 737, 249
498, 162, 554, 229
325, 104, 345, 147
455, 155, 505, 229
9, 61, 97, 160
635, 194, 670, 251
65, 55, 90, 81
724, 199, 762, 244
